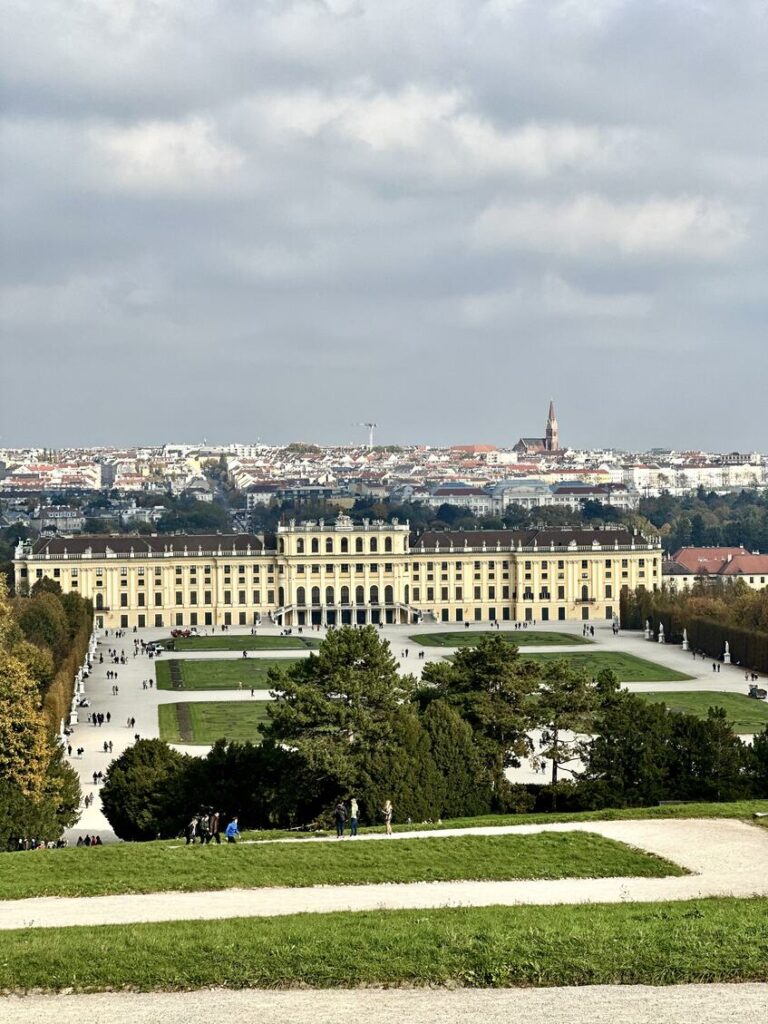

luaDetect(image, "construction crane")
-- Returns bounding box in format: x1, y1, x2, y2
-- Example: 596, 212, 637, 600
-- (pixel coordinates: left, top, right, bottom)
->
359, 422, 377, 450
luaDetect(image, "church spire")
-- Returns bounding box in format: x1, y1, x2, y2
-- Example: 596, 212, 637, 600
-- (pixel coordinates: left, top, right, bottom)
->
546, 399, 559, 451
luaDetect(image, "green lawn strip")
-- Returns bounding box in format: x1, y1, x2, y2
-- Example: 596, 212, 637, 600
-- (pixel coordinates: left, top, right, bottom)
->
267, 799, 768, 840
156, 658, 302, 691
411, 630, 591, 648
157, 704, 185, 743
639, 691, 768, 733
519, 651, 694, 682
1, 898, 766, 992
169, 636, 319, 651
158, 701, 271, 745
0, 833, 682, 901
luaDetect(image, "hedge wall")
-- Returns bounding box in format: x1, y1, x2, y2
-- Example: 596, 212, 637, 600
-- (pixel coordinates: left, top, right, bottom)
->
41, 614, 92, 735
620, 588, 768, 674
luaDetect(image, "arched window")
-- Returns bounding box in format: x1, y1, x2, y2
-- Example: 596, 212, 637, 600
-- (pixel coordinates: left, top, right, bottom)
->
370, 537, 378, 553
340, 537, 349, 553
278, 538, 285, 553
95, 593, 104, 610
384, 585, 393, 605
325, 538, 333, 553
296, 587, 306, 606
311, 586, 320, 605
296, 539, 304, 554
581, 585, 589, 601
384, 537, 393, 553
370, 585, 379, 604
355, 585, 365, 604
340, 585, 350, 604
278, 586, 285, 607
404, 584, 409, 604
355, 537, 363, 553
325, 586, 334, 605
311, 538, 319, 554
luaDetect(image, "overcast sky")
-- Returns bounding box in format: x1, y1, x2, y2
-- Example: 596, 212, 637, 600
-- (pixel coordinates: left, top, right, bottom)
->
1, 1, 766, 451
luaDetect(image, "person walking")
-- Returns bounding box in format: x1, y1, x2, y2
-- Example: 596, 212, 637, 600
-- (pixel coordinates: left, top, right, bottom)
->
334, 800, 347, 838
349, 797, 359, 837
185, 816, 197, 845
208, 810, 221, 844
382, 799, 393, 836
196, 814, 210, 845
225, 817, 240, 844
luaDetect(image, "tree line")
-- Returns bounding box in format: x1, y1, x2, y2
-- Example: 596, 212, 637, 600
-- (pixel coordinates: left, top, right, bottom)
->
0, 577, 88, 851
101, 628, 768, 841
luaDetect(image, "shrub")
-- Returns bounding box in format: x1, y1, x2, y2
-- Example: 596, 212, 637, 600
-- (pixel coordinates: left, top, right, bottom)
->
101, 740, 191, 841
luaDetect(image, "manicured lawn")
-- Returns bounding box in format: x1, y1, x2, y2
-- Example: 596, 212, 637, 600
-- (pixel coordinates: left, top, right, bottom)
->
520, 651, 694, 682
158, 700, 272, 744
316, 799, 768, 839
639, 691, 768, 733
169, 635, 320, 651
1, 897, 765, 991
0, 832, 682, 901
411, 630, 590, 647
156, 658, 302, 691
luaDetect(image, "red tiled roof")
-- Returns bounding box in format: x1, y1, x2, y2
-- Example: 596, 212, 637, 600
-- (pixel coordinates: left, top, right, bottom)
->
720, 555, 768, 576
670, 547, 748, 574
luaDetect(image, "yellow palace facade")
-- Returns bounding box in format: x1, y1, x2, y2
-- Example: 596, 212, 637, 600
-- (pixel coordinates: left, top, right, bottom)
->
14, 515, 661, 630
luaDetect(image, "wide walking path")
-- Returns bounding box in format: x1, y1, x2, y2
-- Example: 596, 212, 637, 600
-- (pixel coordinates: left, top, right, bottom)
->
5, 819, 767, 931
3, 984, 767, 1024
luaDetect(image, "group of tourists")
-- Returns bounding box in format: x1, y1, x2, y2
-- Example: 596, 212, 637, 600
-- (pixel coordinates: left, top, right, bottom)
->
75, 835, 103, 847
15, 837, 70, 850
184, 811, 241, 845
332, 798, 393, 837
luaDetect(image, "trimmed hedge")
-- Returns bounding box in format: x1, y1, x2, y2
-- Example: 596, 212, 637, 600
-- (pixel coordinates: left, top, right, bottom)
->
620, 589, 768, 673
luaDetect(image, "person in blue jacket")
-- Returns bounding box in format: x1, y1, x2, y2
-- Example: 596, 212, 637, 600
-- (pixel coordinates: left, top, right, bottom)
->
225, 817, 240, 843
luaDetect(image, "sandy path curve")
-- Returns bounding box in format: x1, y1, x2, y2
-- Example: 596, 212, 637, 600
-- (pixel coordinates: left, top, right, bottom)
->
2, 819, 766, 931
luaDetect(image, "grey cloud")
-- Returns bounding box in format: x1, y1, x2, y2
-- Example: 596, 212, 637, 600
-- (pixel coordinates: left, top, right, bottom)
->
1, 0, 766, 449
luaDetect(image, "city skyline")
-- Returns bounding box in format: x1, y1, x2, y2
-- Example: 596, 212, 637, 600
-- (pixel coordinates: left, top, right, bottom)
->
2, 2, 767, 451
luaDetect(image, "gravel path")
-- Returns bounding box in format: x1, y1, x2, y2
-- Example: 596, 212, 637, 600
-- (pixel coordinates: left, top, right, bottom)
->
4, 819, 767, 931
2, 984, 766, 1023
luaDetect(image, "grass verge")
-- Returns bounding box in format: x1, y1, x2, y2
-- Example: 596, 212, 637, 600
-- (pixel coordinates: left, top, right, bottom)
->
0, 833, 682, 901
411, 630, 590, 647
169, 636, 319, 651
158, 700, 271, 744
1, 898, 765, 991
638, 690, 768, 733
520, 650, 693, 682
155, 658, 300, 691
268, 799, 768, 840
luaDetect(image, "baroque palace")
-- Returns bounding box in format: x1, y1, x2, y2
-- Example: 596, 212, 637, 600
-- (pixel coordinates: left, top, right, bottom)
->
14, 516, 661, 631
